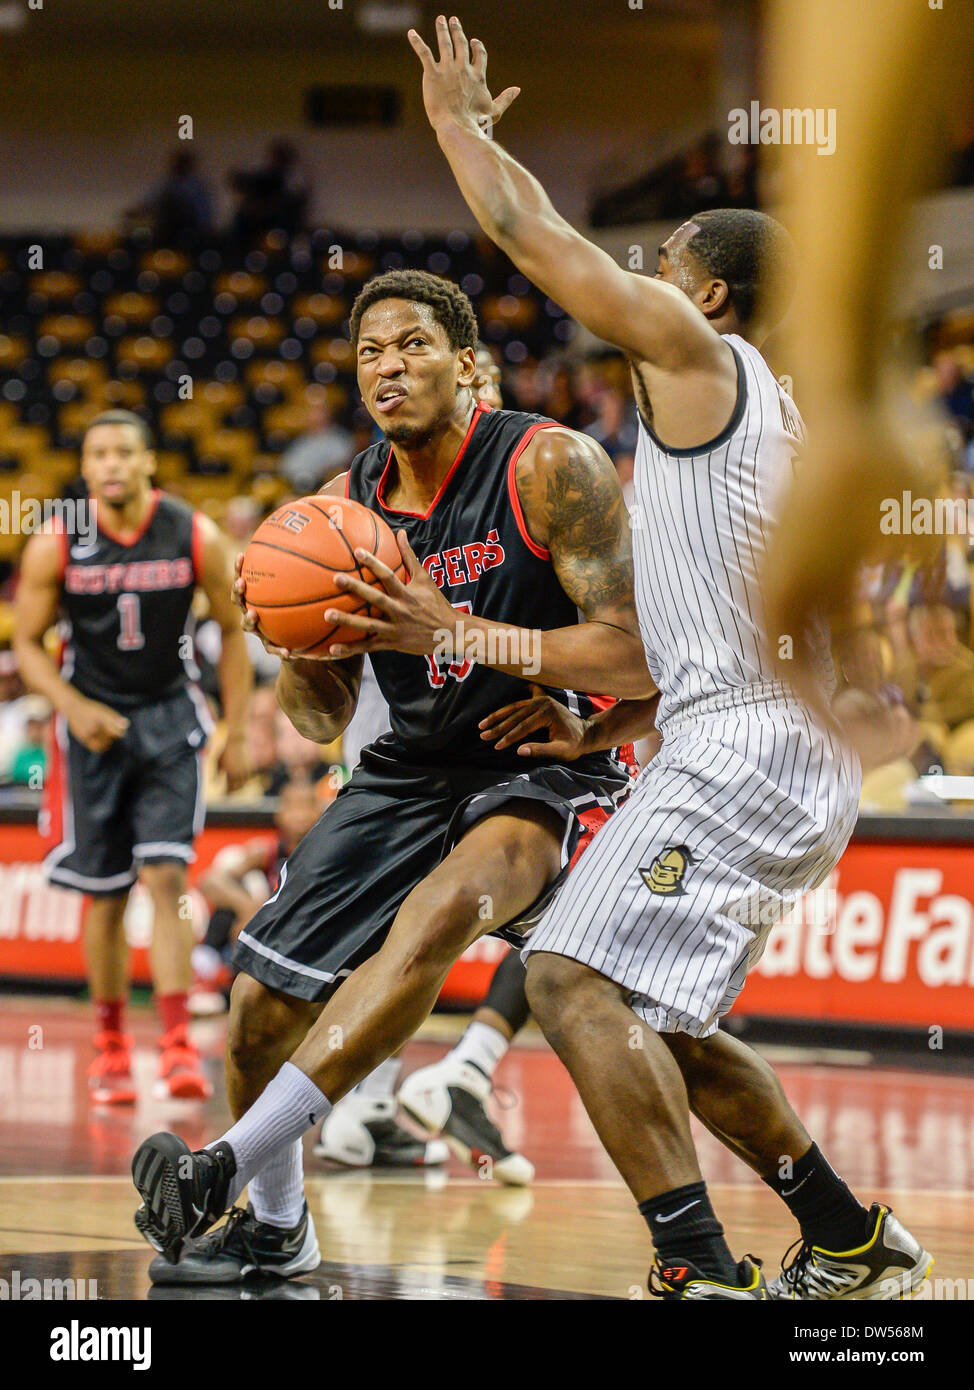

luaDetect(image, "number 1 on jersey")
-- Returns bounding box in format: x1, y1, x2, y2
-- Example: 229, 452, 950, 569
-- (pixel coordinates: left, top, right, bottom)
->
117, 592, 146, 651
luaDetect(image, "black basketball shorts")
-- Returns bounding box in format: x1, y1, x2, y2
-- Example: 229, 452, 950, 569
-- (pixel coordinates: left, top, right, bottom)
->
232, 737, 633, 1002
42, 687, 210, 895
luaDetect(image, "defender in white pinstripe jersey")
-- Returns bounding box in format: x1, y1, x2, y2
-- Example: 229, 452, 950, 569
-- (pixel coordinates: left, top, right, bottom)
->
526, 329, 861, 1036
412, 15, 932, 1303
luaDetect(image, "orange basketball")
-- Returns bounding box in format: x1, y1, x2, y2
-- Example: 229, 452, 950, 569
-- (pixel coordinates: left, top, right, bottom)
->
240, 496, 406, 656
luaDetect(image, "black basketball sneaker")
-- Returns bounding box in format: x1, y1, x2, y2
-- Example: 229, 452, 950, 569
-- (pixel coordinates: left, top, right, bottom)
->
132, 1132, 236, 1263
398, 1058, 534, 1185
148, 1203, 320, 1285
649, 1254, 769, 1300
768, 1203, 933, 1300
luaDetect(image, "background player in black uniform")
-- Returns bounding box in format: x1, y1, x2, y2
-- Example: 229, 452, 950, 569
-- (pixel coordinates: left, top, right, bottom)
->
14, 410, 253, 1104
130, 269, 656, 1283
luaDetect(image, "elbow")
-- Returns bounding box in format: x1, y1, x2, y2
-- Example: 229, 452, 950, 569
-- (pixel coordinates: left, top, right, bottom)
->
490, 200, 517, 245
623, 673, 657, 701
620, 640, 656, 700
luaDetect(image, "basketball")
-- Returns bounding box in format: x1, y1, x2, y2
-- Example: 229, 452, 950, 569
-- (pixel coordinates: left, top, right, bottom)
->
240, 496, 406, 655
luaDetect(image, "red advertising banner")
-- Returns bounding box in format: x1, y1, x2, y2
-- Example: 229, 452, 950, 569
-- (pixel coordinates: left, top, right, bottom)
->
0, 821, 971, 1028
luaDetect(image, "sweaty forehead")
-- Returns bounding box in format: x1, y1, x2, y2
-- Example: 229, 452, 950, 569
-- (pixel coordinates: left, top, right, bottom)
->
663, 221, 702, 258
358, 298, 444, 343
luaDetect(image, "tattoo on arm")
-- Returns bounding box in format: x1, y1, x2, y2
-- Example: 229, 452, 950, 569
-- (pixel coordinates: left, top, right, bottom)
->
519, 437, 638, 623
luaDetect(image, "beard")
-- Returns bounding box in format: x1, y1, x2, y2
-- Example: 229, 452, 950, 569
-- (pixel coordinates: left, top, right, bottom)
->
382, 419, 436, 448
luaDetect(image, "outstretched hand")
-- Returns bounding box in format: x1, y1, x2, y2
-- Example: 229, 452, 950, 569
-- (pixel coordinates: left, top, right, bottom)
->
479, 685, 591, 759
408, 15, 520, 136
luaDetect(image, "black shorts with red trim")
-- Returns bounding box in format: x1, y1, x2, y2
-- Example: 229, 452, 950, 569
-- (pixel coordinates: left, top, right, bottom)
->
42, 687, 208, 896
231, 736, 634, 1002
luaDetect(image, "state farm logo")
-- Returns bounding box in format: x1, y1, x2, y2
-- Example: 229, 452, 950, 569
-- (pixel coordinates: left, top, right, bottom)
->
757, 867, 974, 988
0, 867, 209, 947
0, 865, 82, 943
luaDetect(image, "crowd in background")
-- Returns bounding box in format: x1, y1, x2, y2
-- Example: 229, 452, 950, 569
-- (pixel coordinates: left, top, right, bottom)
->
2, 250, 974, 814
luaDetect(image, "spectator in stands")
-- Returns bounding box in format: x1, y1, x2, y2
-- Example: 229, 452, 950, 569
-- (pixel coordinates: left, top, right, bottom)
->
191, 776, 321, 1013
228, 138, 310, 245
0, 650, 30, 777
8, 695, 49, 787
266, 707, 338, 797
676, 133, 728, 217
909, 605, 974, 727
126, 149, 213, 245
933, 350, 974, 439
583, 386, 638, 462
545, 365, 586, 431
223, 495, 263, 545
726, 145, 760, 209
279, 393, 354, 495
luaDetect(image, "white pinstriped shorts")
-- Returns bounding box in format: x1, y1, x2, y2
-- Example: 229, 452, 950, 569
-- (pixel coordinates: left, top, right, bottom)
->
523, 689, 861, 1037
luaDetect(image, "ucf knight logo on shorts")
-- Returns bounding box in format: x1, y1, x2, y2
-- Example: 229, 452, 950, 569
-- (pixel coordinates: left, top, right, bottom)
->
639, 846, 694, 896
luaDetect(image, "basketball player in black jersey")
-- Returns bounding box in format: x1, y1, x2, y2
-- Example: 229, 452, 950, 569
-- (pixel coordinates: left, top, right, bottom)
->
130, 269, 659, 1282
14, 411, 253, 1104
315, 339, 539, 1183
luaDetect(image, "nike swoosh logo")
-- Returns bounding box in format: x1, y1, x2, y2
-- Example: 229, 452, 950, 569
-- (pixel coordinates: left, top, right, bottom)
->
781, 1174, 810, 1196
70, 544, 99, 559
654, 1199, 701, 1223
191, 1202, 206, 1220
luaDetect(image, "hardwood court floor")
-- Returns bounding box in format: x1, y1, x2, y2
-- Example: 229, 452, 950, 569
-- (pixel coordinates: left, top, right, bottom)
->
1, 996, 972, 1300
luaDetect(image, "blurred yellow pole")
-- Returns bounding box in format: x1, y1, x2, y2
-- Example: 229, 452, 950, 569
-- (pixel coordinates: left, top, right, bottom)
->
760, 0, 969, 689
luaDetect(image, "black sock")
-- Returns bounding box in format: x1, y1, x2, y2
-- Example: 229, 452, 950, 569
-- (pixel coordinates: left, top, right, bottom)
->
639, 1181, 738, 1283
764, 1144, 869, 1251
483, 950, 530, 1035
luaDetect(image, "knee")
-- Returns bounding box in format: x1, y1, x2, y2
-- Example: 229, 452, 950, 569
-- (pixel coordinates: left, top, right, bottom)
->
86, 893, 129, 927
139, 861, 186, 900
390, 882, 483, 977
525, 952, 606, 1044
227, 975, 307, 1072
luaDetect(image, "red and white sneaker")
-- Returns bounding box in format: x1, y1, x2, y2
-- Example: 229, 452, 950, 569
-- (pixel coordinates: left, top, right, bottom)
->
88, 1030, 137, 1106
155, 1024, 213, 1101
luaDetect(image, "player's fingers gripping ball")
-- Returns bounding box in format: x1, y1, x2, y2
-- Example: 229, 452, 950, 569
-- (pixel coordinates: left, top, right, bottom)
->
240, 496, 407, 655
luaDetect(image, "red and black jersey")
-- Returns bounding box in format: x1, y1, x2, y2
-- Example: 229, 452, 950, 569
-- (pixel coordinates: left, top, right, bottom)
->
55, 489, 203, 712
348, 402, 628, 775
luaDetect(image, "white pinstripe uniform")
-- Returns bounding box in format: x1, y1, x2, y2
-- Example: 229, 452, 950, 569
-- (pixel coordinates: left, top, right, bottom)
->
524, 334, 861, 1037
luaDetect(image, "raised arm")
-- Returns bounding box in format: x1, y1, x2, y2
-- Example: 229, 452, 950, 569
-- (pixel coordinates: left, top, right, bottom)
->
408, 16, 720, 373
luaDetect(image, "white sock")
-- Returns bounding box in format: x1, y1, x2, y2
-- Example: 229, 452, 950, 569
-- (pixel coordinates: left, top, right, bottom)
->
354, 1057, 402, 1101
449, 1021, 509, 1081
210, 1062, 330, 1197
248, 1139, 305, 1229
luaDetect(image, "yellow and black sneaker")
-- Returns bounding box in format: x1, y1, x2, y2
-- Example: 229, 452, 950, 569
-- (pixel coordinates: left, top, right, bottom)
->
768, 1203, 933, 1300
649, 1254, 769, 1300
